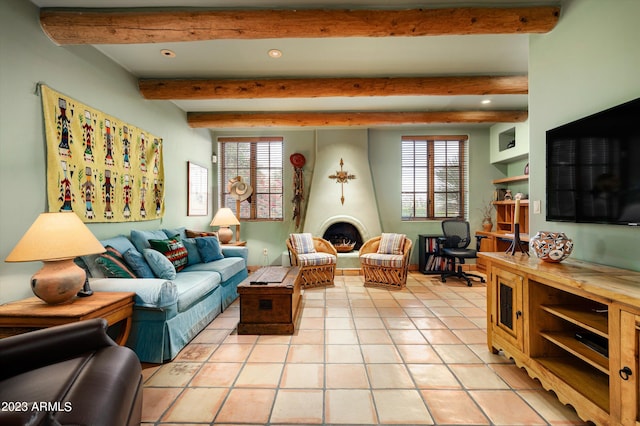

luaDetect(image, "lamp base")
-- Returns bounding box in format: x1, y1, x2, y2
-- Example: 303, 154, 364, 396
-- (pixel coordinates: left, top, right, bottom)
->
31, 259, 85, 304
217, 226, 233, 244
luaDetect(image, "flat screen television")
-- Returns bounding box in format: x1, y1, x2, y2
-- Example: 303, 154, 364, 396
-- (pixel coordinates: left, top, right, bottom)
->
546, 97, 640, 226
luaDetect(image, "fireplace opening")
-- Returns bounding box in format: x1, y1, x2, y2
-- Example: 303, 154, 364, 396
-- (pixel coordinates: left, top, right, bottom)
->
322, 222, 364, 252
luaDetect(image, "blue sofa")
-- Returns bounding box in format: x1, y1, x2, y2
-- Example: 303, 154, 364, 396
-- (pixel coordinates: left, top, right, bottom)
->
82, 227, 248, 363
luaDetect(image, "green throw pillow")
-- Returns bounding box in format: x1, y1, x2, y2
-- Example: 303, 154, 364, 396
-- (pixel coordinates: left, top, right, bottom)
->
148, 235, 188, 272
95, 246, 136, 279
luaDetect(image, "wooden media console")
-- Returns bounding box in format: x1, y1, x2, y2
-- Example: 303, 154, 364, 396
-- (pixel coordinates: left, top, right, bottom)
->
480, 252, 640, 425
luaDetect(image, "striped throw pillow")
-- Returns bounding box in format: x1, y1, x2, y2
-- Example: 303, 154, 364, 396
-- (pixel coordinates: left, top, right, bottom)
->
290, 233, 316, 254
148, 235, 189, 272
94, 246, 137, 278
378, 233, 406, 255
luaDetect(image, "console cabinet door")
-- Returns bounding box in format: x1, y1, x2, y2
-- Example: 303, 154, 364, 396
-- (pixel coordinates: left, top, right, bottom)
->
490, 266, 524, 351
619, 310, 640, 425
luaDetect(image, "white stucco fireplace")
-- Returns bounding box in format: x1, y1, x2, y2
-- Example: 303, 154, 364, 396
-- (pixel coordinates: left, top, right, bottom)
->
303, 129, 382, 267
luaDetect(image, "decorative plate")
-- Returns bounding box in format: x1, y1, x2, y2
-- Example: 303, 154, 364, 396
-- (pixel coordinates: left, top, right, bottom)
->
290, 153, 306, 168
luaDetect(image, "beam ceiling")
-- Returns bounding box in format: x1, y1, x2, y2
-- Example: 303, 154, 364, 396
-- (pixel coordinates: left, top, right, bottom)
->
39, 6, 558, 127
188, 110, 529, 128
40, 7, 560, 44
139, 76, 528, 100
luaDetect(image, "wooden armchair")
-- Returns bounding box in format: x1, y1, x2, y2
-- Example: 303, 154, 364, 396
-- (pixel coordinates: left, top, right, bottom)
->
287, 233, 337, 288
359, 233, 412, 290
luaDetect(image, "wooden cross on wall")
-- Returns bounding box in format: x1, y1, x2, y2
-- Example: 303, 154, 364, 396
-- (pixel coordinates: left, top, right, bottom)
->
328, 158, 356, 205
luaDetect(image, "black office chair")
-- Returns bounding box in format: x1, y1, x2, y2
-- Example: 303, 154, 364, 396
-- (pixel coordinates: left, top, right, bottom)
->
439, 219, 486, 286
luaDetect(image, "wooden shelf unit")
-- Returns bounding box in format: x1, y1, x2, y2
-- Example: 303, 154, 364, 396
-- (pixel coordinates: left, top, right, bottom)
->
493, 199, 529, 234
418, 234, 452, 275
481, 252, 640, 425
492, 174, 529, 185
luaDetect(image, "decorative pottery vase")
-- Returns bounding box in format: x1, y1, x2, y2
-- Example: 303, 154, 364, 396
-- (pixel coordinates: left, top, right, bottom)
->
482, 219, 493, 232
529, 231, 574, 263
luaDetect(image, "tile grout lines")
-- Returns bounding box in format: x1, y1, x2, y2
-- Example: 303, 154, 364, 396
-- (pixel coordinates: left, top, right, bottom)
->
141, 273, 586, 426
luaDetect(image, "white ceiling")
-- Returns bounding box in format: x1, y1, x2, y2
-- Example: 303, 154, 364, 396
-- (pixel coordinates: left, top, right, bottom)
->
30, 0, 558, 127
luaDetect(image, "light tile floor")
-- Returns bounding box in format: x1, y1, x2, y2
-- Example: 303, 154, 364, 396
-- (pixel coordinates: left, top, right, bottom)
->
141, 272, 589, 425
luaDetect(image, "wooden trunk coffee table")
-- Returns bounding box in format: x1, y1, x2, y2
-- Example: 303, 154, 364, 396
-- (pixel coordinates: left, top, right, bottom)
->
237, 266, 302, 335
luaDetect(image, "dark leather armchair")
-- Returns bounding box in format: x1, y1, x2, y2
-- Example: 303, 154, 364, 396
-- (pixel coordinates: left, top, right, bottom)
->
0, 318, 142, 426
439, 219, 486, 286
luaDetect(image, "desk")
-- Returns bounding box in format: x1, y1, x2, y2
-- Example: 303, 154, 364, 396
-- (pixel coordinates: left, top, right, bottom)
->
0, 292, 135, 345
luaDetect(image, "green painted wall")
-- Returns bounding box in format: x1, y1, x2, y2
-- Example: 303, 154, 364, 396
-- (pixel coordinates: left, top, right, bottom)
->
214, 128, 494, 266
529, 0, 640, 271
368, 128, 494, 264
0, 0, 214, 302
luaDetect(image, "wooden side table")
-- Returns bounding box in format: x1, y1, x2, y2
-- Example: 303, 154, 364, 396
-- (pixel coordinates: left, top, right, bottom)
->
0, 292, 135, 345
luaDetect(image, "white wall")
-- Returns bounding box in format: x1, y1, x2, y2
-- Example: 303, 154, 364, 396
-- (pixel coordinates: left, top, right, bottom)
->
0, 0, 213, 302
529, 0, 640, 270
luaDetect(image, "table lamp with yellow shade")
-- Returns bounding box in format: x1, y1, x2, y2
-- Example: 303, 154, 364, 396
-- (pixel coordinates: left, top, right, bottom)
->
210, 207, 240, 244
5, 212, 106, 304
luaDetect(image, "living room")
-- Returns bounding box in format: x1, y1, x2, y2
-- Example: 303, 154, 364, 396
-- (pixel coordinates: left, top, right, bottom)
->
1, 0, 639, 424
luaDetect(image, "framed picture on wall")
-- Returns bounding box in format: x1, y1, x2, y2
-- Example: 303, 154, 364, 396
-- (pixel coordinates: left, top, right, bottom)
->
187, 161, 208, 216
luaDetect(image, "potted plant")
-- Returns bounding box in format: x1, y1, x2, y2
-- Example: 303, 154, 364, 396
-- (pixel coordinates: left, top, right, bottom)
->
479, 200, 495, 232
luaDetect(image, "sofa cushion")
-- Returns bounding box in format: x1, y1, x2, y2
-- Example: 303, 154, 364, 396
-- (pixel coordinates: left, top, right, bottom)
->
182, 237, 202, 265
130, 229, 170, 253
95, 246, 137, 278
182, 256, 246, 282
163, 226, 187, 240
148, 235, 188, 272
90, 278, 178, 309
143, 248, 177, 280
100, 235, 137, 255
123, 248, 155, 278
378, 233, 406, 255
290, 233, 316, 254
172, 271, 221, 312
196, 236, 224, 263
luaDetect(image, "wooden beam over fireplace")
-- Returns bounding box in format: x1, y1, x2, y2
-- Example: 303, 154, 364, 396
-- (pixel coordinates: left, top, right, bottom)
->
40, 6, 560, 45
187, 110, 528, 128
139, 75, 528, 100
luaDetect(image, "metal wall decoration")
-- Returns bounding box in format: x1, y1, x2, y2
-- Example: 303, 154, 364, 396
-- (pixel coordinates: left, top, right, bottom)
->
328, 158, 356, 205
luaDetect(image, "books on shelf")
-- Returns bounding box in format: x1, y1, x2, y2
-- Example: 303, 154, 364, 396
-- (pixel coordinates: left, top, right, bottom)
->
424, 254, 451, 273
419, 234, 453, 275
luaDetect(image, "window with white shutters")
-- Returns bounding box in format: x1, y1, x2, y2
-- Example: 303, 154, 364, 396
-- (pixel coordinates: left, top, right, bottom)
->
218, 137, 283, 221
401, 135, 468, 220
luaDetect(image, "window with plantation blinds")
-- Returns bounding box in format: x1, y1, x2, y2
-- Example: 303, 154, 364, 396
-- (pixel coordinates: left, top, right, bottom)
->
401, 135, 469, 220
218, 137, 283, 220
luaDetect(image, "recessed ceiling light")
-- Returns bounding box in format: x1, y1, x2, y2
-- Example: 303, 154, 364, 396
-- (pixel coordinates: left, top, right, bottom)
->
160, 49, 176, 58
268, 49, 283, 59
481, 99, 492, 105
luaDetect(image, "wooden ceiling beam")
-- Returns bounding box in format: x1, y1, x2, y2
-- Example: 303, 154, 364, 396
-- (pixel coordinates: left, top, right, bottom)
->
139, 75, 527, 100
187, 110, 528, 128
40, 7, 560, 45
